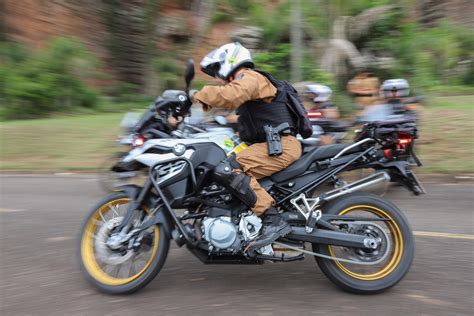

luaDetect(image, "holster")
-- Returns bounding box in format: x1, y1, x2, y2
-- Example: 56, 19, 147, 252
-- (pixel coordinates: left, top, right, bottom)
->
264, 122, 292, 156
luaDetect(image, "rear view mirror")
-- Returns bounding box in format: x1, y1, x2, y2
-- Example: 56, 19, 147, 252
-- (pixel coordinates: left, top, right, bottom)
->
184, 59, 195, 90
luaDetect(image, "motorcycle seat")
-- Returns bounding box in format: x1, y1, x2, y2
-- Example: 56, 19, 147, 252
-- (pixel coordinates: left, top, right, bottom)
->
271, 144, 357, 183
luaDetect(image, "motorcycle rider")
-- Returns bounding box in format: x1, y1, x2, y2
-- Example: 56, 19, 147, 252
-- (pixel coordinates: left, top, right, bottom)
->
347, 68, 381, 113
303, 83, 338, 145
193, 42, 302, 249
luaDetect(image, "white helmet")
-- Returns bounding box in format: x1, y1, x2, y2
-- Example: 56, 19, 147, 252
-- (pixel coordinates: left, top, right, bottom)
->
380, 79, 410, 98
200, 42, 254, 80
305, 84, 332, 102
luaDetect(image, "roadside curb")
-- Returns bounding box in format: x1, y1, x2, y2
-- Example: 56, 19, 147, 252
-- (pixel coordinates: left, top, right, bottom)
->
1, 171, 473, 184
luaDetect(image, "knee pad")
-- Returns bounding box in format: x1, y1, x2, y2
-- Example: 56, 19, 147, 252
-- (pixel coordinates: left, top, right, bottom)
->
214, 154, 256, 207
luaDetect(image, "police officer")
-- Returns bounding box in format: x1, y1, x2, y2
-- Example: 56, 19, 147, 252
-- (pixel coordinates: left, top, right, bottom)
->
347, 68, 381, 111
193, 42, 302, 249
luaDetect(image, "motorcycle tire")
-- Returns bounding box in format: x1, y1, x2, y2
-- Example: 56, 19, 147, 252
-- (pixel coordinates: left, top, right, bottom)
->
313, 192, 414, 294
78, 191, 169, 294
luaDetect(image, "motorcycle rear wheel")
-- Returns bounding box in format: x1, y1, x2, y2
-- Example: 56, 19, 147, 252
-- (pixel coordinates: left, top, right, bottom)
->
78, 192, 169, 294
313, 192, 414, 294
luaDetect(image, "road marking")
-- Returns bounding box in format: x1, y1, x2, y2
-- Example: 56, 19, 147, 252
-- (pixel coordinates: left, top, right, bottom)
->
45, 236, 73, 242
414, 231, 474, 240
405, 294, 450, 306
0, 208, 26, 213
189, 278, 206, 282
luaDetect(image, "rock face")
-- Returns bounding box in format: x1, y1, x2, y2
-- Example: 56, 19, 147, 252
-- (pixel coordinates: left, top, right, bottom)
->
419, 0, 474, 27
230, 26, 263, 50
158, 15, 192, 42
3, 0, 176, 89
3, 0, 118, 86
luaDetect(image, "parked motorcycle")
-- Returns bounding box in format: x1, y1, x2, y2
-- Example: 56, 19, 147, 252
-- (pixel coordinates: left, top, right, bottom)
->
79, 60, 423, 295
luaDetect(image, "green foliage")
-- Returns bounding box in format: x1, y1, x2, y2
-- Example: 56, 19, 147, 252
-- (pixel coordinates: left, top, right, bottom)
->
211, 10, 234, 24
0, 38, 99, 119
368, 20, 474, 90
254, 43, 335, 85
226, 0, 252, 14
249, 2, 291, 49
152, 55, 181, 90
211, 0, 253, 25
344, 0, 394, 16
253, 43, 292, 80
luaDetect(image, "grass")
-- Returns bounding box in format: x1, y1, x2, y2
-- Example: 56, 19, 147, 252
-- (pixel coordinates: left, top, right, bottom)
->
0, 113, 124, 171
416, 95, 473, 174
0, 96, 472, 174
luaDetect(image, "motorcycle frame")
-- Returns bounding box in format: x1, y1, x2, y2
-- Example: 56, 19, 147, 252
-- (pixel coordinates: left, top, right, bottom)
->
116, 141, 396, 264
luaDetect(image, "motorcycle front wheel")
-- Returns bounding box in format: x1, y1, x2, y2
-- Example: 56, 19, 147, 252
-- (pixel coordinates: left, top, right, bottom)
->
313, 192, 414, 294
78, 192, 169, 294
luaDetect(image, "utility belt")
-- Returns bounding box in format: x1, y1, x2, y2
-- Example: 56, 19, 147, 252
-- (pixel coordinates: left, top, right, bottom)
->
263, 122, 294, 156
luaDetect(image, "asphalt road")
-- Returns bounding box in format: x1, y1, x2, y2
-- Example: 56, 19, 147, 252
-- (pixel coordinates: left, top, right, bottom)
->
1, 174, 473, 316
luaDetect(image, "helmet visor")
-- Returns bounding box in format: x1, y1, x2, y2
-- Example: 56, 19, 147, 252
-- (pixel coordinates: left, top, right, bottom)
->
200, 49, 226, 78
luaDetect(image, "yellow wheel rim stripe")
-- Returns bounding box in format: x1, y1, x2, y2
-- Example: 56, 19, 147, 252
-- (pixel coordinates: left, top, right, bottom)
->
81, 198, 160, 286
328, 205, 404, 281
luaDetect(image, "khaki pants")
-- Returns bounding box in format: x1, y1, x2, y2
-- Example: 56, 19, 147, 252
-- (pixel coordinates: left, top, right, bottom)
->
236, 136, 302, 216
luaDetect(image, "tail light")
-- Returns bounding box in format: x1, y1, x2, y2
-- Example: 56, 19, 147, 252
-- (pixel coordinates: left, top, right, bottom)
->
307, 110, 323, 120
132, 134, 145, 147
383, 133, 414, 161
397, 133, 413, 150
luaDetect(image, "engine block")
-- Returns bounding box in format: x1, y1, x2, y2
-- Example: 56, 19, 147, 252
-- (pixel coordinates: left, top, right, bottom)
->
202, 217, 241, 251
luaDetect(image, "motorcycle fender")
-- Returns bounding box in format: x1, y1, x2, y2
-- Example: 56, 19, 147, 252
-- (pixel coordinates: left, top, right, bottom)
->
369, 161, 425, 195
115, 185, 173, 238
113, 184, 142, 198
141, 210, 173, 239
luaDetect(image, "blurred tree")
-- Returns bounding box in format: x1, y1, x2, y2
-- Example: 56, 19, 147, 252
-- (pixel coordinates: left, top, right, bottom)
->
190, 0, 215, 46
290, 0, 303, 82
101, 0, 162, 93
0, 0, 6, 42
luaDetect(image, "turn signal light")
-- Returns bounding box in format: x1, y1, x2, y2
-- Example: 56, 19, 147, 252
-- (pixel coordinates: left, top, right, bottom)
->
133, 134, 145, 147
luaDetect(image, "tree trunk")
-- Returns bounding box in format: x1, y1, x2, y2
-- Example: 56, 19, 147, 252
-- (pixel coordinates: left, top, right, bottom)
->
290, 0, 302, 83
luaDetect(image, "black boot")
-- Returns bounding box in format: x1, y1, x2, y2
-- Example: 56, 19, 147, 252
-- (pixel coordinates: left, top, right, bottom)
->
247, 209, 292, 250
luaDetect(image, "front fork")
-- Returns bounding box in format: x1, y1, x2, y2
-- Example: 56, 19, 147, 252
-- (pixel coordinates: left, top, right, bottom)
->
107, 180, 157, 249
114, 170, 197, 249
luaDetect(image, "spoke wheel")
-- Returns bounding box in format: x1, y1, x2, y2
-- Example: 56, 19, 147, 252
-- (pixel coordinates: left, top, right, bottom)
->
313, 192, 414, 294
79, 192, 169, 294
327, 206, 401, 281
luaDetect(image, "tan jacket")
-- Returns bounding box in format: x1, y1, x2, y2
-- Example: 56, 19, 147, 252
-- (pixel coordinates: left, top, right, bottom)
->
347, 74, 381, 107
193, 69, 277, 111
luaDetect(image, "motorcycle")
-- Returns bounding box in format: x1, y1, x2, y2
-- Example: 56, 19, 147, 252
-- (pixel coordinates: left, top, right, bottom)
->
298, 84, 348, 148
97, 99, 244, 192
300, 108, 348, 148
79, 60, 423, 295
98, 102, 326, 191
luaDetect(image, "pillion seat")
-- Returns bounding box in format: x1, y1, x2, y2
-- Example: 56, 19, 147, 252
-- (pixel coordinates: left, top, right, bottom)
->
271, 144, 358, 183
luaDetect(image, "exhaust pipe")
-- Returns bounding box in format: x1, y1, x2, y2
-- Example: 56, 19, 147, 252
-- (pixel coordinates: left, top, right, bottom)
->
289, 171, 391, 223
323, 171, 390, 202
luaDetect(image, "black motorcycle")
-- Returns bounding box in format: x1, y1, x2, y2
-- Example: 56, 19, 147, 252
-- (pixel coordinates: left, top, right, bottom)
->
79, 60, 423, 295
